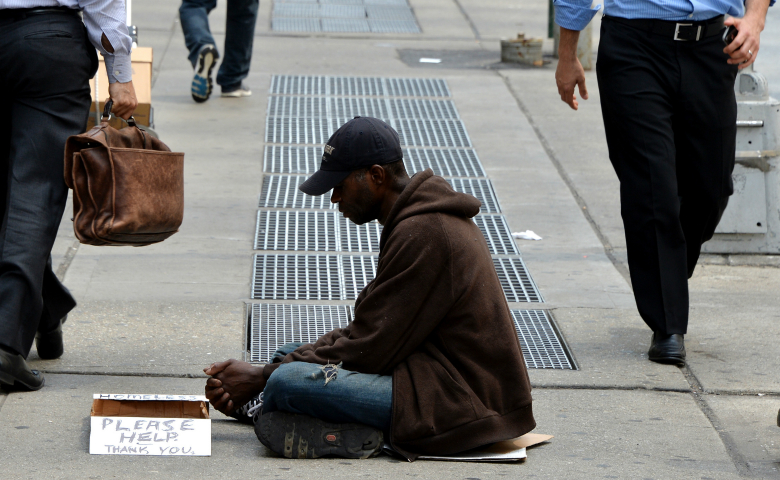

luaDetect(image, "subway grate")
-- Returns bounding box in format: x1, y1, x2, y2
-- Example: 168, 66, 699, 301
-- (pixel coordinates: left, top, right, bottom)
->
365, 5, 416, 22
265, 117, 344, 144
254, 211, 382, 253
404, 148, 484, 177
271, 17, 322, 31
247, 304, 352, 363
322, 17, 371, 32
264, 145, 322, 174
259, 175, 335, 209
264, 146, 484, 177
493, 257, 543, 303
340, 218, 382, 253
341, 255, 378, 300
319, 4, 366, 17
393, 119, 471, 147
265, 117, 469, 147
252, 254, 342, 300
447, 178, 501, 213
512, 310, 576, 369
368, 19, 420, 33
254, 211, 521, 257
247, 306, 574, 369
255, 211, 338, 251
270, 75, 450, 97
473, 215, 519, 256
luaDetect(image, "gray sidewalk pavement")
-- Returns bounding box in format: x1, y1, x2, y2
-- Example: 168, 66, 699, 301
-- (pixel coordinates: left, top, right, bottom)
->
1, 1, 779, 478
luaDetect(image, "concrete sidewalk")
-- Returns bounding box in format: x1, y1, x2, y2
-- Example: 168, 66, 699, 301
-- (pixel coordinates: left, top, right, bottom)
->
1, 1, 779, 478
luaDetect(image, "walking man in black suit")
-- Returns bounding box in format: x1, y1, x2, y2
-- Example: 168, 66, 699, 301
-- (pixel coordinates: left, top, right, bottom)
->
0, 0, 137, 390
553, 0, 772, 365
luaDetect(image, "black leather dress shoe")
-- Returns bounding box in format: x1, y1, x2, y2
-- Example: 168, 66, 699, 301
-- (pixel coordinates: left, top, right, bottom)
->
35, 316, 65, 360
648, 333, 686, 366
0, 349, 44, 391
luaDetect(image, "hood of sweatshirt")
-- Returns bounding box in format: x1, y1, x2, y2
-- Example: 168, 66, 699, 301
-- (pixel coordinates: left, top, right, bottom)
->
380, 169, 481, 251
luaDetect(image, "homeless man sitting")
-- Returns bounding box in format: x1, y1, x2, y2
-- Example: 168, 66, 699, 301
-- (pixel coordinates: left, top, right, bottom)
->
204, 117, 536, 460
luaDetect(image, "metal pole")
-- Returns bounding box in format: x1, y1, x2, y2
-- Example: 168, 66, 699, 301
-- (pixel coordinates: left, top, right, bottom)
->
548, 0, 554, 38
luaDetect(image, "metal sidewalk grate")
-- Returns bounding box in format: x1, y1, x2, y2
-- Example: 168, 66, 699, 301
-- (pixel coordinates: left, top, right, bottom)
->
268, 97, 459, 120
512, 310, 575, 369
365, 5, 415, 22
265, 117, 343, 144
247, 304, 352, 363
272, 17, 322, 32
247, 306, 573, 369
320, 4, 366, 17
259, 175, 335, 209
255, 211, 520, 256
493, 257, 543, 303
264, 145, 322, 174
367, 18, 419, 33
404, 148, 484, 177
254, 211, 382, 253
473, 215, 519, 256
340, 218, 382, 253
392, 119, 471, 148
255, 211, 338, 251
270, 75, 451, 97
264, 146, 484, 177
266, 117, 470, 147
252, 254, 342, 300
267, 96, 328, 118
447, 178, 501, 213
322, 17, 370, 32
342, 255, 378, 300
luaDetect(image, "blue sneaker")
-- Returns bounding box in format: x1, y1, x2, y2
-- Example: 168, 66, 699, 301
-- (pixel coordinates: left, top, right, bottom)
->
191, 44, 218, 103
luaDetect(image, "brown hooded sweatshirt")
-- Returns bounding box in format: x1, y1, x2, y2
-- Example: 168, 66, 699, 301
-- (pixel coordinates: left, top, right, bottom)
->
262, 169, 535, 460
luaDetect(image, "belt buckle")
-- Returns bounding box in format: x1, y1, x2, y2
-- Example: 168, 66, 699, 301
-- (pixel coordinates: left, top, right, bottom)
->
674, 23, 702, 41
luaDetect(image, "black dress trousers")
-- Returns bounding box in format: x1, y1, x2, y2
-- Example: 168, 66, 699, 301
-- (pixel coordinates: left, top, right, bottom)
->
596, 16, 738, 335
0, 11, 96, 356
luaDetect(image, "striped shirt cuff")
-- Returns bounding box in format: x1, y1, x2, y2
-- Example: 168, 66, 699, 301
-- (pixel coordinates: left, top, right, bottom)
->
103, 53, 132, 84
554, 0, 601, 31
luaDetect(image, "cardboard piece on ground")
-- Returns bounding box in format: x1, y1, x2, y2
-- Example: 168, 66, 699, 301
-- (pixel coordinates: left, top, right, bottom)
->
388, 433, 553, 463
89, 394, 211, 456
87, 47, 153, 129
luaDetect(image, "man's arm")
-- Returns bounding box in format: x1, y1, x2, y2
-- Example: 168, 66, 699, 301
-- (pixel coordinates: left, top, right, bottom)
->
80, 0, 138, 119
724, 0, 772, 69
556, 27, 588, 110
552, 0, 600, 110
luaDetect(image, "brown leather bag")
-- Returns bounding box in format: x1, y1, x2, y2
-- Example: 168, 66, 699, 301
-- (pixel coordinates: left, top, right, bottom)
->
64, 102, 184, 246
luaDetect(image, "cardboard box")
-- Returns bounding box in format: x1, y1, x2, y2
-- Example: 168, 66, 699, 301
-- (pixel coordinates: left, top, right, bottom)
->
90, 394, 211, 456
88, 47, 153, 129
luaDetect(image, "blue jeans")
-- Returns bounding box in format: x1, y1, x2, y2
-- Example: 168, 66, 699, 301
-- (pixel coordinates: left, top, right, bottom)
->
263, 343, 393, 433
178, 0, 259, 89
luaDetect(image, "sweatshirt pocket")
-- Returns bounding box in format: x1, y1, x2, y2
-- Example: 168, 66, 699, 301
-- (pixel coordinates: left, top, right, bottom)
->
425, 362, 479, 433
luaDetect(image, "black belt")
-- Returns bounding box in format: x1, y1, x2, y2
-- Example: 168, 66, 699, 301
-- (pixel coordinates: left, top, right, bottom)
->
0, 6, 79, 21
604, 14, 725, 41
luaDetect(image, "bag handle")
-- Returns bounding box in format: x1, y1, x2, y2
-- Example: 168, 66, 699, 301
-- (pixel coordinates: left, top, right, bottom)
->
102, 99, 137, 127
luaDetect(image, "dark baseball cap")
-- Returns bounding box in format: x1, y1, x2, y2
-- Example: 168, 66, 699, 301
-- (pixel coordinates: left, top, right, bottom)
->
299, 116, 403, 196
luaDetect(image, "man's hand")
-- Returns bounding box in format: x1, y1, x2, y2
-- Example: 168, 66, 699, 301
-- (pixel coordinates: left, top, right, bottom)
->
555, 27, 589, 110
204, 359, 266, 416
724, 0, 770, 70
107, 81, 137, 120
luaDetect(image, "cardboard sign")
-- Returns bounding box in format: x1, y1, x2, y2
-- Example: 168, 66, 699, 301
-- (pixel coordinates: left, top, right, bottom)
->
90, 394, 211, 456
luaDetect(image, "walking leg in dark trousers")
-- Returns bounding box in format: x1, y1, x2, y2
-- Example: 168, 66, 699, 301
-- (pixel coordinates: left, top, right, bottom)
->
596, 17, 737, 364
0, 12, 94, 390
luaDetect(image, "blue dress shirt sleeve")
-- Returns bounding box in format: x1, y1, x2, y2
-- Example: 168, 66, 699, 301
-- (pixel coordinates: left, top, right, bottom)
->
78, 0, 133, 83
554, 0, 602, 31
